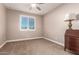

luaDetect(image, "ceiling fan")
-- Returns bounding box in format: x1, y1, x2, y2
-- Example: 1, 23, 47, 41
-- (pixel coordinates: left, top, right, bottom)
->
30, 3, 45, 11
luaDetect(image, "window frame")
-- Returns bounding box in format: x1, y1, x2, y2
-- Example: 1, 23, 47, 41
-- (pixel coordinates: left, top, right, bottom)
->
20, 15, 36, 31
28, 16, 36, 31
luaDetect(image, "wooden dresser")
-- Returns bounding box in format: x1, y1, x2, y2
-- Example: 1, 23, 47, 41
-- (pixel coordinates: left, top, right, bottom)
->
65, 29, 79, 54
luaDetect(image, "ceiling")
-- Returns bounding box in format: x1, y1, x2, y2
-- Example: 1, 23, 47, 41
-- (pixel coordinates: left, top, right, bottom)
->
3, 3, 62, 15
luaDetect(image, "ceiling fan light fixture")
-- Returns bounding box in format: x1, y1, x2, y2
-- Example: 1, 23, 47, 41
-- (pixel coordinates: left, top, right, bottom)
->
31, 4, 36, 8
30, 3, 42, 11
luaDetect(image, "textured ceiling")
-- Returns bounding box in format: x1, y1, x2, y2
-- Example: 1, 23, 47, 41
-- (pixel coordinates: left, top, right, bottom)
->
3, 3, 62, 15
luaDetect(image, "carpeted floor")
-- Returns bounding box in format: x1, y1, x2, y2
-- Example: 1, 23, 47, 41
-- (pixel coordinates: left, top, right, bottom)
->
0, 38, 72, 55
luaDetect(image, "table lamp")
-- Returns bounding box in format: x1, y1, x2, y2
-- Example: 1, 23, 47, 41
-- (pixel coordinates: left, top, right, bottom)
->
64, 13, 76, 29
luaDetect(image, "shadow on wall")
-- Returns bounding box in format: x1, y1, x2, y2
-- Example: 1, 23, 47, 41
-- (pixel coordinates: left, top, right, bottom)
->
76, 14, 79, 20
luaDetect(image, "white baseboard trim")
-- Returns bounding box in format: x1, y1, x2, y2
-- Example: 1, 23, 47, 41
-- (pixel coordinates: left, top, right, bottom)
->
43, 37, 64, 46
0, 37, 64, 48
0, 37, 43, 48
7, 37, 43, 43
0, 41, 7, 48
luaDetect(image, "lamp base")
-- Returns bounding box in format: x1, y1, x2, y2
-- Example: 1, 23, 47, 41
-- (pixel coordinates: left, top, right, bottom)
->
68, 20, 72, 29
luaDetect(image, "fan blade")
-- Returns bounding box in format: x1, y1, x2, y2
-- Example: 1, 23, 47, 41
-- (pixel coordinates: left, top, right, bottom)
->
38, 3, 45, 4
36, 6, 41, 11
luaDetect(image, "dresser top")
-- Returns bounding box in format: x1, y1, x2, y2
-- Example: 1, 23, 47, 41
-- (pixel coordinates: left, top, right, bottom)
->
65, 29, 79, 38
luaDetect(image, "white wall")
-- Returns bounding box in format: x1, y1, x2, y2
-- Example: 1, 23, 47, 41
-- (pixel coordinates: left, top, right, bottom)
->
0, 4, 6, 45
6, 9, 43, 40
43, 3, 79, 45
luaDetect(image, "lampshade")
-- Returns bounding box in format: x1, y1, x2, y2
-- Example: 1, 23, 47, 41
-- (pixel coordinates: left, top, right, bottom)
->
64, 13, 76, 21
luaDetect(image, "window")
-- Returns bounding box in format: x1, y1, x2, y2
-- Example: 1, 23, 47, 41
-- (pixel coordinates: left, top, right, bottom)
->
20, 15, 36, 31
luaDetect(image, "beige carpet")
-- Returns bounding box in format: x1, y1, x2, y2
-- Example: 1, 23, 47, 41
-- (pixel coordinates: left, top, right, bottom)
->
0, 38, 72, 55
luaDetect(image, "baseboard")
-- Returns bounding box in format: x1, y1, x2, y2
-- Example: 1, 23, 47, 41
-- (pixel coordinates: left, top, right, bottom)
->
0, 37, 64, 49
0, 41, 7, 48
7, 37, 43, 43
43, 37, 64, 46
0, 37, 43, 48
